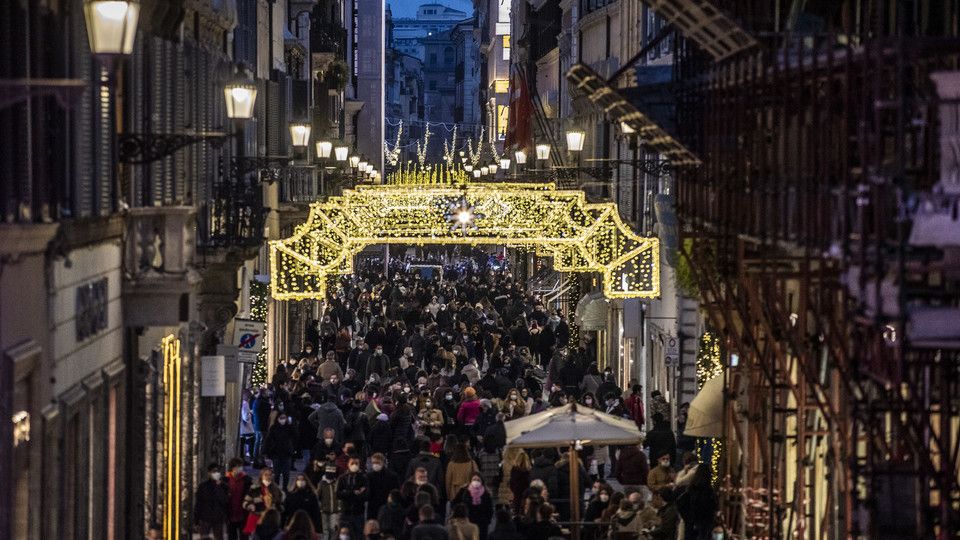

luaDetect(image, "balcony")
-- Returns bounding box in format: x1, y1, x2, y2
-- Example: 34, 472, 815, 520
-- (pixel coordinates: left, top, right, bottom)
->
123, 206, 200, 326
312, 23, 347, 56
199, 162, 266, 250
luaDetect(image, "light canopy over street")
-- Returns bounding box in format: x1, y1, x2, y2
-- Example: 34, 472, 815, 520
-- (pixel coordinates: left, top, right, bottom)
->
1, 1, 959, 540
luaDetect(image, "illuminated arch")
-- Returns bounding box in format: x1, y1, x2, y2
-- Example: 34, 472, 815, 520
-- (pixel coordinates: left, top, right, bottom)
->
270, 182, 660, 300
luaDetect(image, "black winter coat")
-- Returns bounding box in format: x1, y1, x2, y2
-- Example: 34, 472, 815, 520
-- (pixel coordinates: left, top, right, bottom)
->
283, 487, 322, 530
194, 479, 229, 525
336, 472, 369, 515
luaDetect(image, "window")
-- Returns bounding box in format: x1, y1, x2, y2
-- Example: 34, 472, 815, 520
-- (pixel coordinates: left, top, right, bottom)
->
430, 80, 437, 90
429, 53, 437, 65
502, 35, 511, 60
493, 79, 509, 94
443, 47, 454, 65
497, 105, 509, 139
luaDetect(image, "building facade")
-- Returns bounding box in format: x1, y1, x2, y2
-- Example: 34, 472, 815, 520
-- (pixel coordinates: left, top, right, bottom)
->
0, 0, 356, 537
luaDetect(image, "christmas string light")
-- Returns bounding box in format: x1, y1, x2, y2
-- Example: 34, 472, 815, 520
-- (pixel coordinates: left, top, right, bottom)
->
384, 121, 403, 166
443, 126, 458, 166
416, 125, 432, 166
696, 331, 724, 485
269, 181, 660, 301
466, 129, 485, 167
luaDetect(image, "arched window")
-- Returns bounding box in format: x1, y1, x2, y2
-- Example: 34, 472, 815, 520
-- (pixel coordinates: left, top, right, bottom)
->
443, 46, 454, 65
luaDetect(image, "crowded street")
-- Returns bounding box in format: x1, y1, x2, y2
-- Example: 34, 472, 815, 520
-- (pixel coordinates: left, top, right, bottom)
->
3, 0, 959, 539
197, 252, 710, 539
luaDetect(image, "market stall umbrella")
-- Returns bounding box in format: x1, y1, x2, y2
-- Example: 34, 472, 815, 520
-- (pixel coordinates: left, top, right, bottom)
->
684, 374, 725, 438
505, 403, 644, 539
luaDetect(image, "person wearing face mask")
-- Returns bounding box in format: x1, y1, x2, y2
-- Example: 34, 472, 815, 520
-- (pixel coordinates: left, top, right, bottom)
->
336, 457, 368, 537
242, 469, 284, 535
366, 452, 400, 519
225, 458, 252, 539
647, 452, 677, 493
417, 396, 444, 439
583, 484, 613, 538
319, 351, 345, 382
452, 474, 494, 539
364, 346, 390, 380
193, 463, 229, 538
317, 464, 342, 539
263, 412, 297, 491
284, 474, 322, 532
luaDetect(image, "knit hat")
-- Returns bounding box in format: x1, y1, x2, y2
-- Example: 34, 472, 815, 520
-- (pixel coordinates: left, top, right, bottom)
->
463, 386, 476, 398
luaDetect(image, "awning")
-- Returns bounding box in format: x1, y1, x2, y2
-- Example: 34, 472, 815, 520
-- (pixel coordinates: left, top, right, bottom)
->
684, 374, 725, 438
575, 292, 609, 331
566, 63, 701, 167
506, 402, 644, 448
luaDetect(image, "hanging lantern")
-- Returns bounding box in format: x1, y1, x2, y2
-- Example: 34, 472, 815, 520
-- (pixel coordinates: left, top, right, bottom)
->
289, 122, 311, 147
489, 163, 498, 174
349, 155, 361, 168
84, 0, 140, 56
514, 150, 527, 165
499, 157, 510, 170
535, 143, 550, 161
223, 82, 257, 119
566, 130, 586, 152
334, 146, 349, 161
316, 140, 333, 158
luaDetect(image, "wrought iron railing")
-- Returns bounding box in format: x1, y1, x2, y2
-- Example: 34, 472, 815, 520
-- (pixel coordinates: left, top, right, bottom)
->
198, 159, 266, 249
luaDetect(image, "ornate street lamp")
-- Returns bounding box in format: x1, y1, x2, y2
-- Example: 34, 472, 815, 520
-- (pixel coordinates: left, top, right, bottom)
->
489, 163, 498, 175
358, 160, 368, 172
84, 0, 140, 57
349, 155, 361, 168
535, 143, 551, 161
464, 164, 474, 173
473, 169, 481, 179
289, 122, 311, 147
566, 130, 586, 152
499, 157, 510, 170
334, 146, 349, 162
224, 82, 257, 119
480, 166, 490, 176
514, 150, 527, 165
315, 140, 333, 159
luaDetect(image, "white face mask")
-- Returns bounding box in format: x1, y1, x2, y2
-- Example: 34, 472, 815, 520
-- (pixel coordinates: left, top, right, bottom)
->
660, 460, 671, 468
469, 480, 481, 488
210, 472, 222, 481
349, 464, 360, 473
599, 493, 609, 502
325, 438, 334, 445
372, 463, 383, 472
262, 479, 272, 486
296, 480, 307, 488
340, 535, 351, 540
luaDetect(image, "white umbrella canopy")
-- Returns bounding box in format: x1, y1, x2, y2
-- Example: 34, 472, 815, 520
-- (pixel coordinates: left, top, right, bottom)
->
505, 402, 644, 448
684, 374, 725, 438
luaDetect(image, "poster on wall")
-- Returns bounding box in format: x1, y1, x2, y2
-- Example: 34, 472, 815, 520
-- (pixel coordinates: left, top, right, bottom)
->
200, 355, 226, 396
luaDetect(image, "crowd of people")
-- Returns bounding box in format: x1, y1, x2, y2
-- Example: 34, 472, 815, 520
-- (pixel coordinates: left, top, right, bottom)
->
190, 254, 720, 540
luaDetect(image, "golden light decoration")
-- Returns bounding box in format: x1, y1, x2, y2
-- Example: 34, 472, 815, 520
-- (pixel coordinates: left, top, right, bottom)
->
161, 334, 182, 540
270, 181, 660, 300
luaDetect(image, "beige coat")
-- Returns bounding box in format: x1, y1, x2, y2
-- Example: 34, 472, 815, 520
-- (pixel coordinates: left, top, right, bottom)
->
445, 459, 478, 501
447, 517, 479, 540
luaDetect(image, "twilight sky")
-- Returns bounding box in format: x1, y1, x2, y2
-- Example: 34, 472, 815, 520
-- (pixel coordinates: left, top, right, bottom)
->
388, 0, 474, 19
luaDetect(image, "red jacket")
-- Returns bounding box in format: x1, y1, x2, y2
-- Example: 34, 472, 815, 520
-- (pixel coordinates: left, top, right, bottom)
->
616, 445, 650, 486
226, 471, 252, 523
624, 394, 645, 428
456, 398, 482, 425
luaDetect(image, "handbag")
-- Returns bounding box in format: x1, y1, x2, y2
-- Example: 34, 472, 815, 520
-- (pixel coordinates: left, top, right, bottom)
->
242, 512, 260, 535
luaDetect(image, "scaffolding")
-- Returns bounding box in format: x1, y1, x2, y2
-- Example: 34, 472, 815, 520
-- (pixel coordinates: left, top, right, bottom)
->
660, 1, 960, 537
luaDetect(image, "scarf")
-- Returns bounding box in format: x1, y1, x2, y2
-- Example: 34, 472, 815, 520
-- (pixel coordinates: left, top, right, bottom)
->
468, 482, 485, 505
